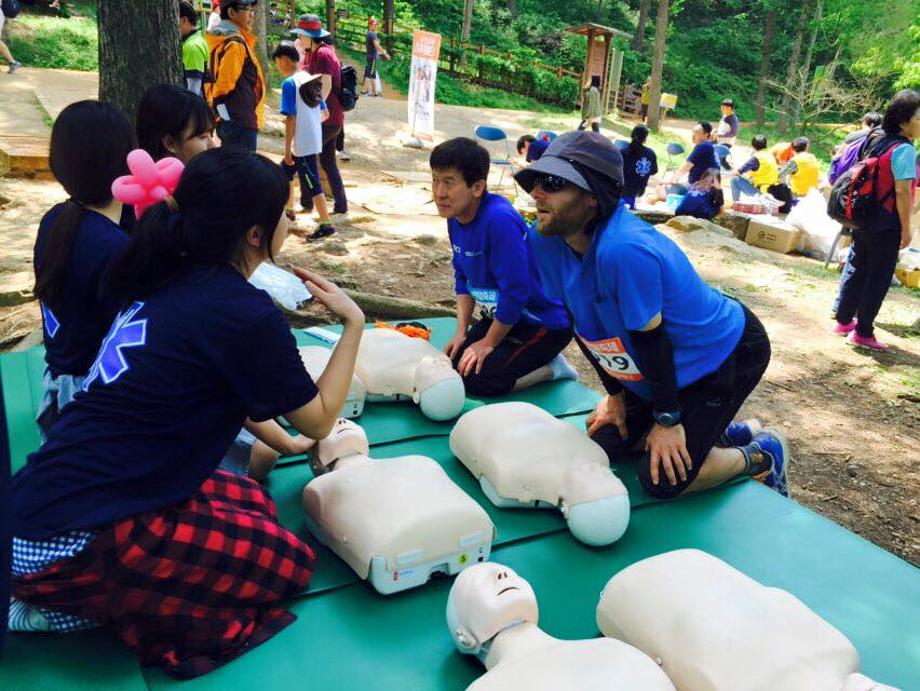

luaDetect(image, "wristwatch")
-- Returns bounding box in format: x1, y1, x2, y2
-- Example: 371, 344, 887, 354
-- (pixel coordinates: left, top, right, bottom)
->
653, 409, 681, 428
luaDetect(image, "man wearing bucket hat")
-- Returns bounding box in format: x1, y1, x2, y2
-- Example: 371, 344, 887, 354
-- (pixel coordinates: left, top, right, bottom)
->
204, 0, 265, 152
293, 14, 348, 215
516, 131, 790, 499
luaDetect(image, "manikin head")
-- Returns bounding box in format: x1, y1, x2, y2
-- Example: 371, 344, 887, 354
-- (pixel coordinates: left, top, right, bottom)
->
412, 355, 466, 421
561, 462, 630, 546
311, 418, 369, 474
446, 562, 539, 657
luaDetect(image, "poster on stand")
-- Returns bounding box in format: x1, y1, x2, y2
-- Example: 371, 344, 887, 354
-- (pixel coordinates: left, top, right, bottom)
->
407, 31, 442, 141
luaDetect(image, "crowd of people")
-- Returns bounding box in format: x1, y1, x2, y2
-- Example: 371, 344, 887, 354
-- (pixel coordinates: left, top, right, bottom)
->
2, 0, 918, 680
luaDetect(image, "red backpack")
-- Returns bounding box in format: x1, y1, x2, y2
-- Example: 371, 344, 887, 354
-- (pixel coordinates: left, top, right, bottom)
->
827, 134, 908, 232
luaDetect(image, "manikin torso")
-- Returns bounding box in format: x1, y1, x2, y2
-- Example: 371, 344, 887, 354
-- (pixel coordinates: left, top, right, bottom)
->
447, 562, 675, 691
299, 345, 365, 418
302, 419, 494, 593
449, 402, 629, 545
596, 549, 899, 691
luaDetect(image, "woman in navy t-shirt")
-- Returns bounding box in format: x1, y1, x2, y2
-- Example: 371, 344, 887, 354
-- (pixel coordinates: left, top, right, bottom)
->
32, 101, 134, 436
620, 124, 658, 209
11, 147, 365, 678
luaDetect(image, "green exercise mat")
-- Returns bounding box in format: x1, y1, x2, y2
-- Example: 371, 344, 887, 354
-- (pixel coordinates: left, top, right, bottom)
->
141, 482, 920, 691
0, 349, 45, 475
0, 628, 149, 691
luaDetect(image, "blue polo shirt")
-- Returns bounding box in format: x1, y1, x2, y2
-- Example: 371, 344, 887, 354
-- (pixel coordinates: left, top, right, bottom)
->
528, 203, 744, 401
449, 192, 568, 330
34, 204, 129, 379
12, 263, 318, 539
687, 141, 719, 184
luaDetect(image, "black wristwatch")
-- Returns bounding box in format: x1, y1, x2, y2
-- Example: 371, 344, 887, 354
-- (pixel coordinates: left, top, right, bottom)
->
653, 409, 681, 428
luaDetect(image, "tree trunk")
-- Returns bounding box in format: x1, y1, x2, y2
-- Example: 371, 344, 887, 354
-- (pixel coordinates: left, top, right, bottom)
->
633, 0, 651, 51
326, 0, 337, 35
460, 0, 474, 68
98, 0, 183, 119
383, 0, 395, 50
776, 0, 812, 135
790, 0, 822, 127
507, 0, 518, 19
646, 0, 669, 132
755, 9, 775, 128
253, 0, 270, 84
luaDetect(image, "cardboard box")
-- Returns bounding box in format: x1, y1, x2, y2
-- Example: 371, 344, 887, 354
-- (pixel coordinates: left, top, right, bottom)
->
896, 266, 920, 289
744, 218, 801, 254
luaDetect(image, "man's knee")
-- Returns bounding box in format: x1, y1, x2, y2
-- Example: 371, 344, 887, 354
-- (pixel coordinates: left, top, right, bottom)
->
636, 456, 697, 499
461, 369, 514, 397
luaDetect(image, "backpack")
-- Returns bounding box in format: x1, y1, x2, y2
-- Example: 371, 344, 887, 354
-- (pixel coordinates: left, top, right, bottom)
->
827, 134, 907, 232
828, 136, 865, 185
1, 0, 22, 18
338, 65, 359, 112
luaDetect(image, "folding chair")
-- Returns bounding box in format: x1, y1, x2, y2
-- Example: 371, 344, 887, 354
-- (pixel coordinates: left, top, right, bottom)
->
613, 140, 629, 152
474, 125, 517, 192
665, 142, 686, 173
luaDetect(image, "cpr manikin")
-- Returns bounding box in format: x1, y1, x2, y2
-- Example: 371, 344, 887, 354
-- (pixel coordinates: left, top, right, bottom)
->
300, 328, 465, 421
449, 402, 629, 546
301, 419, 495, 594
446, 562, 676, 691
299, 346, 366, 418
595, 549, 900, 691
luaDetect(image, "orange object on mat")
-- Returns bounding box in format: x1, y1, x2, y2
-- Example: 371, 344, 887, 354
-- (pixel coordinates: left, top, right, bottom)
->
374, 321, 432, 340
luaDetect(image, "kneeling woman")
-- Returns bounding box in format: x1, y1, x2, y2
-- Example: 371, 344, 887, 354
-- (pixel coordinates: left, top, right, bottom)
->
10, 148, 364, 678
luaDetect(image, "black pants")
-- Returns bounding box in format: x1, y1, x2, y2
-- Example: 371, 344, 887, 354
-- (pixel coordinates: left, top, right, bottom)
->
591, 306, 771, 498
834, 228, 901, 338
453, 318, 573, 397
319, 123, 347, 214
578, 120, 600, 133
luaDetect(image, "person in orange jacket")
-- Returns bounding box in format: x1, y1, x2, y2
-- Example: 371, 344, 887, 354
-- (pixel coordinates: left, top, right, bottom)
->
205, 0, 265, 152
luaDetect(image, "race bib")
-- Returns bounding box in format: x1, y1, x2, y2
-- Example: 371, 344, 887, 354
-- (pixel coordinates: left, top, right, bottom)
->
579, 334, 644, 382
469, 287, 498, 320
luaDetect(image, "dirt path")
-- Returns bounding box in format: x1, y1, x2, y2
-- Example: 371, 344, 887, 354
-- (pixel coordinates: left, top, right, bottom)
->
1, 68, 918, 565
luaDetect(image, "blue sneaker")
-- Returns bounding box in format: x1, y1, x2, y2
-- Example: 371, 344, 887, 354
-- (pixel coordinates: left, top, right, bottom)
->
720, 419, 762, 447
750, 429, 790, 497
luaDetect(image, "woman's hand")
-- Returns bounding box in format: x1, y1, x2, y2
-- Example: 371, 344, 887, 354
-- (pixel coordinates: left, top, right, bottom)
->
292, 268, 364, 325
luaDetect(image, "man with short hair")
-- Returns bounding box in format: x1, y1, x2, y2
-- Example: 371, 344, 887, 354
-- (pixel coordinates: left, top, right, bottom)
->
515, 131, 789, 498
179, 0, 209, 96
516, 134, 548, 163
668, 121, 719, 193
715, 98, 740, 146
779, 137, 820, 197
430, 137, 577, 397
728, 134, 780, 201
362, 16, 389, 97
204, 0, 265, 152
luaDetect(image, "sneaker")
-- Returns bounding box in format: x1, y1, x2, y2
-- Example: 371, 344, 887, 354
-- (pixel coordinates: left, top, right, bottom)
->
750, 429, 790, 497
847, 331, 888, 351
547, 354, 578, 382
833, 320, 856, 336
308, 224, 335, 241
9, 61, 21, 74
720, 418, 762, 447
339, 150, 351, 162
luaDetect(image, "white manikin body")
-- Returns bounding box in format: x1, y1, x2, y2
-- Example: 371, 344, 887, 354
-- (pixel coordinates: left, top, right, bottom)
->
596, 549, 900, 691
449, 402, 630, 546
446, 562, 676, 691
299, 346, 366, 418
302, 419, 495, 594
355, 329, 465, 421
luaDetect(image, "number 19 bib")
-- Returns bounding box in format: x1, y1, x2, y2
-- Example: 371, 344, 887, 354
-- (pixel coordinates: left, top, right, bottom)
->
579, 334, 644, 382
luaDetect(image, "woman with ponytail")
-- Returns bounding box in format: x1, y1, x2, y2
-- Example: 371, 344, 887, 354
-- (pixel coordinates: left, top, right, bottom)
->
32, 100, 135, 436
11, 147, 365, 678
620, 124, 658, 210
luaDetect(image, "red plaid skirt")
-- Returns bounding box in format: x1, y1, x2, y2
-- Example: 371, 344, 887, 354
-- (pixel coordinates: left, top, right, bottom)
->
13, 470, 316, 679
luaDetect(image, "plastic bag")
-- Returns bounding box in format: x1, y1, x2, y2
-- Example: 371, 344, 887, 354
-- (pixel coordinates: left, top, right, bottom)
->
249, 262, 312, 311
786, 189, 841, 256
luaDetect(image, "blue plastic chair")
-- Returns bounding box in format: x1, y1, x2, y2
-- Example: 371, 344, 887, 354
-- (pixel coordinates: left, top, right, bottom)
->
665, 142, 686, 172
613, 140, 629, 151
714, 144, 732, 171
474, 125, 517, 191
535, 130, 558, 143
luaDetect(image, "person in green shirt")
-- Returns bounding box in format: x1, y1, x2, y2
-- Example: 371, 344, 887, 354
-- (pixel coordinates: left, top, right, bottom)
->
179, 1, 210, 97
578, 74, 602, 133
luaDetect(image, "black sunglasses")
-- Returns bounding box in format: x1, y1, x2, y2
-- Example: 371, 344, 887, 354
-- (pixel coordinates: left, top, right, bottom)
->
532, 173, 570, 193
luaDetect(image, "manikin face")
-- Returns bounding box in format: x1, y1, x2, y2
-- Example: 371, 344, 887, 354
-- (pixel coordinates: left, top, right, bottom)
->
530, 182, 597, 239
446, 562, 538, 653
315, 418, 369, 469
432, 167, 485, 221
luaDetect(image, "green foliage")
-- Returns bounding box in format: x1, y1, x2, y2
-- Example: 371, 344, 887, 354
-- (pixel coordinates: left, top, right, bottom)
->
5, 7, 99, 71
